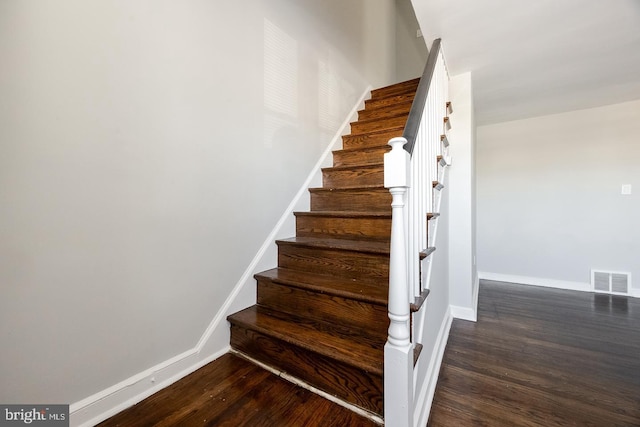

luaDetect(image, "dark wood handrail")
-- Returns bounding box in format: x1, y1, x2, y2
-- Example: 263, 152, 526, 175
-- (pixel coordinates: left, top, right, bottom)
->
402, 38, 442, 155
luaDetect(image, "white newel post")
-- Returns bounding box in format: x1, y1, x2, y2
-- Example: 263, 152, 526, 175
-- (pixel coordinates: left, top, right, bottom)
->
384, 137, 414, 427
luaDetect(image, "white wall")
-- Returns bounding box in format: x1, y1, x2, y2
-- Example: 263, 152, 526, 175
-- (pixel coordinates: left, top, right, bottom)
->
447, 72, 478, 320
477, 100, 640, 294
395, 0, 428, 82
0, 0, 399, 410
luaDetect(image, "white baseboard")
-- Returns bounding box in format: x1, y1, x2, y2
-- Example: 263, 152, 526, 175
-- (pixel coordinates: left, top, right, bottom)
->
450, 304, 476, 321
478, 272, 591, 293
478, 271, 640, 298
69, 87, 372, 427
413, 306, 453, 427
70, 347, 229, 427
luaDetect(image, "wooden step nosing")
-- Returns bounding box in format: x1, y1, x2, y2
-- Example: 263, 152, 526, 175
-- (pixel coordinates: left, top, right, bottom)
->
309, 185, 387, 192
322, 163, 384, 173
229, 309, 383, 375
333, 146, 390, 156
419, 246, 436, 259
294, 211, 391, 219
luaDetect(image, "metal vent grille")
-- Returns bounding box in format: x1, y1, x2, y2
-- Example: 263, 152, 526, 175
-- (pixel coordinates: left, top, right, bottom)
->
591, 270, 631, 295
593, 272, 610, 292
612, 274, 629, 294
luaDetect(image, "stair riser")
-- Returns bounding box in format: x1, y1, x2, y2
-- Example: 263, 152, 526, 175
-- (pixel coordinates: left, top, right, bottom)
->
230, 325, 383, 415
322, 166, 383, 187
365, 92, 415, 110
278, 244, 389, 281
257, 279, 389, 338
333, 147, 390, 167
295, 215, 391, 241
310, 189, 391, 212
358, 102, 412, 121
342, 129, 403, 150
350, 114, 408, 134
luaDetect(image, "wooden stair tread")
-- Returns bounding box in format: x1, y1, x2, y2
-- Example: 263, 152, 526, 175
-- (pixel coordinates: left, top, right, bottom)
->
309, 184, 385, 192
335, 145, 389, 155
370, 78, 420, 98
228, 306, 384, 375
411, 289, 431, 312
321, 163, 384, 188
351, 110, 411, 127
364, 93, 416, 110
419, 246, 436, 260
358, 99, 414, 118
276, 236, 390, 255
362, 98, 413, 110
322, 163, 383, 172
255, 267, 388, 306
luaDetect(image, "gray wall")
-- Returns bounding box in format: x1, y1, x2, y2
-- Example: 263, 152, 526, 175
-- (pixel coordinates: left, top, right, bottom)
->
448, 72, 478, 318
0, 0, 399, 405
477, 100, 640, 293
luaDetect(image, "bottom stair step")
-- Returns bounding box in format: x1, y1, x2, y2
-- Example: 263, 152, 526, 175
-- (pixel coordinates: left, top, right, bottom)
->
228, 306, 384, 415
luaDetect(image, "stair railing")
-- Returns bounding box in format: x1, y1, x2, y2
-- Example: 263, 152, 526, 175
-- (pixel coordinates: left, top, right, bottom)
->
384, 38, 450, 426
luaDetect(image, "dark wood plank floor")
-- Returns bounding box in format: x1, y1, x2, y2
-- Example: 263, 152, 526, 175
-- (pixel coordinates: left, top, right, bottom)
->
97, 353, 379, 427
429, 280, 640, 427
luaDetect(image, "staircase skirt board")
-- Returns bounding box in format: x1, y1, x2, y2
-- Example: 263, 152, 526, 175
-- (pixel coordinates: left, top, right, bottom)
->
225, 78, 430, 420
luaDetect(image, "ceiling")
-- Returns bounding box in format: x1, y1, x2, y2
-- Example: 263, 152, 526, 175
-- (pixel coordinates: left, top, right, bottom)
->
412, 0, 640, 125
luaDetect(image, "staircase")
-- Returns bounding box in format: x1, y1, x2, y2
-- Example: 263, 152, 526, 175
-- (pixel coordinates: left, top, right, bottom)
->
227, 78, 421, 419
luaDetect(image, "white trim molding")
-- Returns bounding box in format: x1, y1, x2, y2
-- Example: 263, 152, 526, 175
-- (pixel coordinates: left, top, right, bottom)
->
69, 87, 372, 427
478, 272, 592, 293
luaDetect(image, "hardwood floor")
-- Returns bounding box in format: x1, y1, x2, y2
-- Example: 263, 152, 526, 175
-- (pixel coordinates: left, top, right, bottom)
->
97, 353, 379, 427
429, 280, 640, 427
98, 280, 639, 426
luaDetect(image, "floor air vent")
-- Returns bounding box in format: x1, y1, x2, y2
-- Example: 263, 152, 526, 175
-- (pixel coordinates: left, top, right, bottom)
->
591, 270, 631, 295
